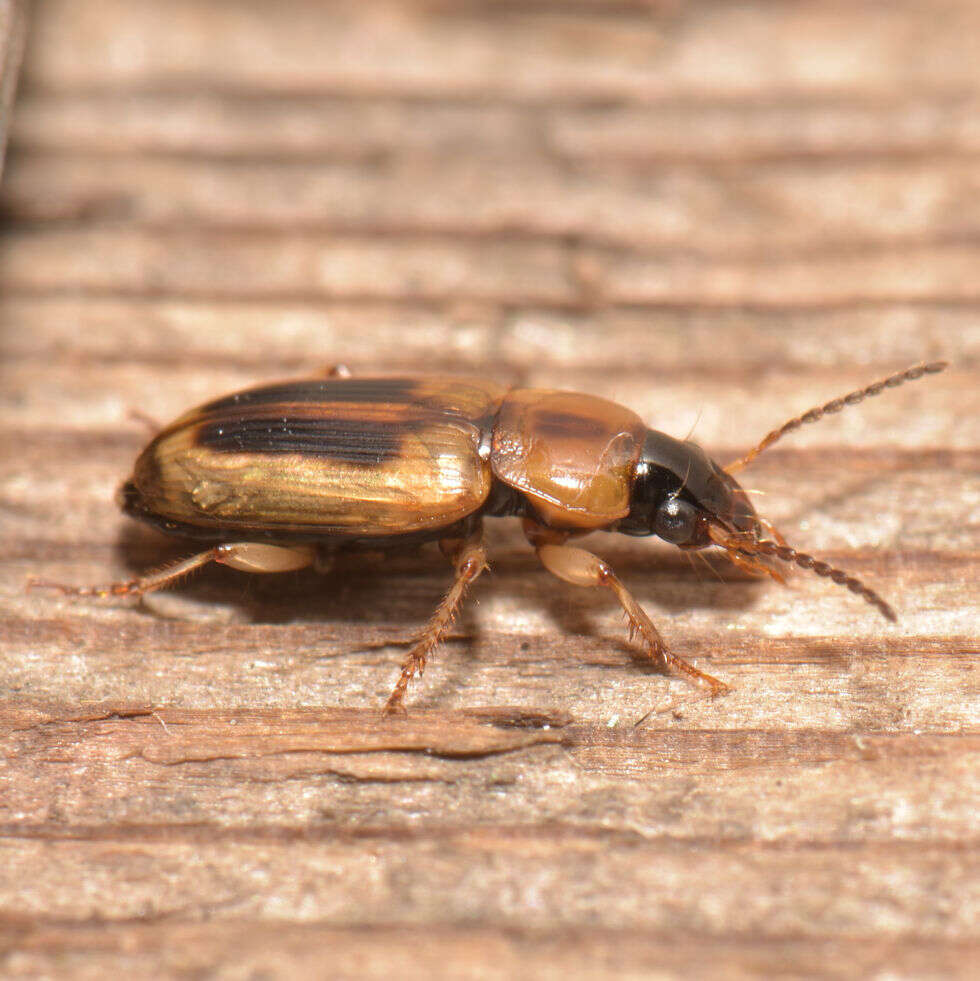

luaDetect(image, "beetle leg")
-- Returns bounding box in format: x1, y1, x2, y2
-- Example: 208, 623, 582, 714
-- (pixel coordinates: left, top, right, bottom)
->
29, 543, 316, 599
383, 526, 488, 715
535, 543, 731, 696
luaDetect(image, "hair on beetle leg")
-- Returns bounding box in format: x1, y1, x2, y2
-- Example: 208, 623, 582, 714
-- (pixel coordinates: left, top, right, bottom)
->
28, 552, 215, 601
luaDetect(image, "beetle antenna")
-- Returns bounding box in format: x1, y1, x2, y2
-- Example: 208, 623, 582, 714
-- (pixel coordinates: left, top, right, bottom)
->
725, 361, 948, 475
707, 524, 895, 621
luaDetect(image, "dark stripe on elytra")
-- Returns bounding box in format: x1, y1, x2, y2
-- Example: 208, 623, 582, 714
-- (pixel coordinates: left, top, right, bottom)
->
196, 416, 421, 466
199, 378, 419, 415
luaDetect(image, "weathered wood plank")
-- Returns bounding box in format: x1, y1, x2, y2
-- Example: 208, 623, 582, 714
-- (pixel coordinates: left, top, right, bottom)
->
1, 923, 974, 981
2, 295, 976, 374
10, 91, 980, 164
20, 0, 980, 99
7, 154, 980, 253
0, 831, 976, 934
6, 227, 980, 314
1, 1, 977, 978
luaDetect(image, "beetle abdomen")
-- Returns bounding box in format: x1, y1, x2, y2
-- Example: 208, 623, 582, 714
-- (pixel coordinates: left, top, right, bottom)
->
127, 377, 506, 540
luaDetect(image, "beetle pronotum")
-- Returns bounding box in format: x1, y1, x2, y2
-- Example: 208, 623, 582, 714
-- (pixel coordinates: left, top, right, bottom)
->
35, 361, 947, 712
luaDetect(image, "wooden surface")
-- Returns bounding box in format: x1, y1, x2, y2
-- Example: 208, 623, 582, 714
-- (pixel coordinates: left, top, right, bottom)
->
1, 1, 978, 977
0, 0, 26, 181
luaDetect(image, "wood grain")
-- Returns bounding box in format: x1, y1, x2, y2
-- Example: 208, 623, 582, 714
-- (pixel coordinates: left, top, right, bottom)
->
1, 1, 978, 978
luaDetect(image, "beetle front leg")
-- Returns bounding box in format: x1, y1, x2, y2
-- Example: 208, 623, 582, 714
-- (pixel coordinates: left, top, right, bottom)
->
535, 543, 731, 697
29, 543, 316, 599
383, 525, 488, 715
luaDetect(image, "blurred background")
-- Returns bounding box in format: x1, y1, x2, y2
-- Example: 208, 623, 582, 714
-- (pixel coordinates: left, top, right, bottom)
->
0, 2, 977, 978
2, 1, 978, 406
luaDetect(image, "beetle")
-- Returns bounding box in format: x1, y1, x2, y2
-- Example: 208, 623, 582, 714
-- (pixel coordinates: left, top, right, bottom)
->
35, 361, 947, 712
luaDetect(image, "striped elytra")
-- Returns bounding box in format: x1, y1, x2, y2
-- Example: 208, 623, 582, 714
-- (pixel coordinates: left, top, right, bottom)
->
127, 376, 508, 541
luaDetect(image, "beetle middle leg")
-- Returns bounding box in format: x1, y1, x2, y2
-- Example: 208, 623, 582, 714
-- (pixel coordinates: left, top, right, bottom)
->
30, 543, 316, 599
533, 540, 731, 696
383, 524, 488, 715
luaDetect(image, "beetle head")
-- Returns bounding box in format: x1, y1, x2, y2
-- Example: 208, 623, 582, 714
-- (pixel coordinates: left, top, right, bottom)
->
615, 362, 951, 621
618, 430, 761, 548
618, 427, 896, 622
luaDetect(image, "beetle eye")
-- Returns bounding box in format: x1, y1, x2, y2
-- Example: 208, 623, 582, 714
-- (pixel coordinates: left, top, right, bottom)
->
654, 497, 697, 545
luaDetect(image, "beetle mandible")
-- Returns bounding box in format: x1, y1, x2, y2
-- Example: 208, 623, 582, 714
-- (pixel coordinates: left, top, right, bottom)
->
35, 361, 947, 712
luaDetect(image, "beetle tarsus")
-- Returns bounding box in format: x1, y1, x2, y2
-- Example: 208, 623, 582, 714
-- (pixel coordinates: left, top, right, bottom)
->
383, 527, 488, 714
27, 576, 143, 599
29, 543, 316, 603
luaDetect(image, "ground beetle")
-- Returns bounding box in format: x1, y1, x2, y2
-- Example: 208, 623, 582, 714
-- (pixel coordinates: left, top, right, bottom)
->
35, 361, 947, 712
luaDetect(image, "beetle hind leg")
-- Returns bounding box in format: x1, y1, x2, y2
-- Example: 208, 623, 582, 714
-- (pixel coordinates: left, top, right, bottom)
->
29, 543, 316, 600
383, 526, 488, 715
535, 542, 731, 697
